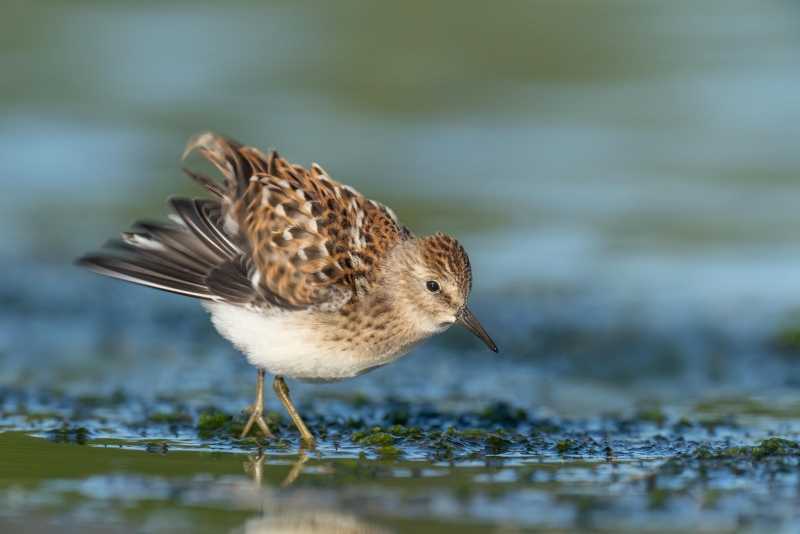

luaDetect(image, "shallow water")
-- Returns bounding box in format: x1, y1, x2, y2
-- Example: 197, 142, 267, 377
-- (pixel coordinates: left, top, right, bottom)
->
3, 388, 800, 533
3, 0, 800, 532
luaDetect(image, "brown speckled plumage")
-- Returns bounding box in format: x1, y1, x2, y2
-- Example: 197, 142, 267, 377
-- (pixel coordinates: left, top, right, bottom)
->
77, 132, 496, 445
182, 132, 413, 311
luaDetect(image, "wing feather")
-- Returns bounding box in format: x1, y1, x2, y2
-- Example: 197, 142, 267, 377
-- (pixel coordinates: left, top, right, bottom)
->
183, 132, 411, 308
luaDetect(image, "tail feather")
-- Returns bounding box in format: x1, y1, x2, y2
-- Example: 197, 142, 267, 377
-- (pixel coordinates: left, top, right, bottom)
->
76, 194, 249, 302
76, 254, 214, 300
105, 239, 216, 280
134, 222, 222, 267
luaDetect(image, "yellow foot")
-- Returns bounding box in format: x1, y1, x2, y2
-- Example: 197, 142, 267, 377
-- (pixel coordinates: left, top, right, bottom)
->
240, 403, 276, 440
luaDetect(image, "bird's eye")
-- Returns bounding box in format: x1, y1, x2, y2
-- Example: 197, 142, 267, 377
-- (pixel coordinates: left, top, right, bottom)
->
425, 280, 440, 293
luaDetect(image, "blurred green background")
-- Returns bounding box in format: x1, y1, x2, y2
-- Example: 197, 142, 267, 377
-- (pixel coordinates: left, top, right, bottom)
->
3, 0, 799, 301
3, 1, 800, 531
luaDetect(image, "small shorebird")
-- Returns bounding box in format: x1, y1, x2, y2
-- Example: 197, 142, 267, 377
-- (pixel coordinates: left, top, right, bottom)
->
77, 132, 497, 446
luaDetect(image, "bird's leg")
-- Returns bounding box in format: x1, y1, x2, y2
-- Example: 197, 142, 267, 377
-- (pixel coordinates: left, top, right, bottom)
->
240, 369, 276, 439
273, 376, 316, 447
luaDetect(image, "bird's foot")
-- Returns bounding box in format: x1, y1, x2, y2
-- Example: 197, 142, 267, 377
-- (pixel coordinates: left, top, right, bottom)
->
240, 403, 276, 440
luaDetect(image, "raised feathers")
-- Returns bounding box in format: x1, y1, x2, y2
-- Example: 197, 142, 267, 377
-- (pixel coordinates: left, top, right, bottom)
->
78, 132, 415, 312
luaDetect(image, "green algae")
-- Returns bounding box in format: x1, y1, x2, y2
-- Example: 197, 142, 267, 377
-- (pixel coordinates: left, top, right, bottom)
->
690, 445, 715, 460
19, 387, 798, 470
354, 431, 395, 446
678, 438, 800, 462
195, 410, 260, 440
446, 427, 487, 439
197, 411, 231, 430
722, 438, 799, 459
556, 439, 574, 454
388, 425, 424, 439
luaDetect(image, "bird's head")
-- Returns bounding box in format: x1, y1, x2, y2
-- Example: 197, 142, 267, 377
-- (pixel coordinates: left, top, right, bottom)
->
383, 232, 497, 352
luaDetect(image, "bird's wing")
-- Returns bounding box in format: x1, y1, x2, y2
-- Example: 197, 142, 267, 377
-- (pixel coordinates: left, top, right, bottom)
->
183, 132, 414, 307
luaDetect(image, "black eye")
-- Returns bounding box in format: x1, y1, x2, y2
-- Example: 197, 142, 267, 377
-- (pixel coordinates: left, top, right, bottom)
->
425, 280, 440, 293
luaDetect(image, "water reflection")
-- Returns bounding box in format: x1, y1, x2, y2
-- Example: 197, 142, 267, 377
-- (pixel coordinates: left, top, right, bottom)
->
238, 450, 387, 534
233, 512, 391, 534
243, 450, 311, 488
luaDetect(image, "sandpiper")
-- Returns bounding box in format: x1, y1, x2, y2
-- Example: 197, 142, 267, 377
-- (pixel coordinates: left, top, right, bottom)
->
77, 132, 497, 446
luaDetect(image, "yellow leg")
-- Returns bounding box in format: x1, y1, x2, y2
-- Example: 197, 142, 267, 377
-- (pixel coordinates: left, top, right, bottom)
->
273, 376, 316, 447
240, 369, 276, 439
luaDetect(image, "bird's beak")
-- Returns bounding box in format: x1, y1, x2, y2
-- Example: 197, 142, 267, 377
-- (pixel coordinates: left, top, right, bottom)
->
455, 307, 498, 353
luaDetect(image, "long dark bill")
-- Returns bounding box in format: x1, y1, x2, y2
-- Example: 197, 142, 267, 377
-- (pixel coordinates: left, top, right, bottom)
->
455, 307, 498, 353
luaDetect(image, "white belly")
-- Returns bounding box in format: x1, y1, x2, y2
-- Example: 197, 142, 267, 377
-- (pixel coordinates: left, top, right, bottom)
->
202, 301, 425, 383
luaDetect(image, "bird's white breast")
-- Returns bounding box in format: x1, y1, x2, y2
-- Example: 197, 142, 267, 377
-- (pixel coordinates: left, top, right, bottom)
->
202, 301, 426, 383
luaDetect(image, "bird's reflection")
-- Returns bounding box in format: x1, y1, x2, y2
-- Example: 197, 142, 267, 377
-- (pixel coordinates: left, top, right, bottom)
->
233, 510, 392, 534
243, 448, 311, 488
235, 446, 392, 534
